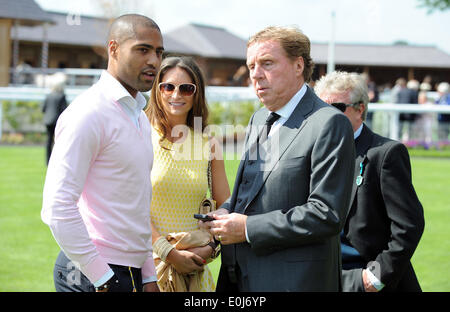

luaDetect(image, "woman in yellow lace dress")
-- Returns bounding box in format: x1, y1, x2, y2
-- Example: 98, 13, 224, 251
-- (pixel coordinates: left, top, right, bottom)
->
145, 56, 230, 291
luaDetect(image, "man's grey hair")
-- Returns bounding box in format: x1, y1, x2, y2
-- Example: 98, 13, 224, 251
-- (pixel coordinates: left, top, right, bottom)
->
437, 82, 449, 94
49, 72, 67, 92
314, 71, 370, 120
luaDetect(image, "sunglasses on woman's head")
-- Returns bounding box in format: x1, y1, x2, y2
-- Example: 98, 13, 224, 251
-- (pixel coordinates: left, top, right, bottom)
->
331, 101, 362, 112
158, 82, 197, 96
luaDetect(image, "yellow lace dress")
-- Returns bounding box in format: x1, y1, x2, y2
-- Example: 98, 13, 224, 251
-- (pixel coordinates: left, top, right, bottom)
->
150, 126, 216, 292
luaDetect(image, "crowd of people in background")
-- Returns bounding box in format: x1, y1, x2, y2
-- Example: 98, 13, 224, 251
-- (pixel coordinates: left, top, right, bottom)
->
224, 67, 450, 144
382, 77, 449, 143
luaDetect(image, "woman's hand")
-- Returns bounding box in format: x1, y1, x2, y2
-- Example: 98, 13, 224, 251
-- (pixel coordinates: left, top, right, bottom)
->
187, 245, 214, 260
143, 282, 160, 292
165, 249, 205, 274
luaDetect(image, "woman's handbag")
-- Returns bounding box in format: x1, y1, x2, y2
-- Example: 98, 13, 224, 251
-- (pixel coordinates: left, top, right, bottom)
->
154, 230, 212, 292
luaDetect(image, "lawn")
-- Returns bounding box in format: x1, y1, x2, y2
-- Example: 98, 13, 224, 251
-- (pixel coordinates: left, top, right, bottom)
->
0, 145, 448, 291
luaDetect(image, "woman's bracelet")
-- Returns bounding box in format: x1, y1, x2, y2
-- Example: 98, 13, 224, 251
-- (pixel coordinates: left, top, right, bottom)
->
153, 236, 175, 262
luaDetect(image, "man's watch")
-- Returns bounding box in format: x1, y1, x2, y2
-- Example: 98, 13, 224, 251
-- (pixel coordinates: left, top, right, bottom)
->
207, 240, 221, 259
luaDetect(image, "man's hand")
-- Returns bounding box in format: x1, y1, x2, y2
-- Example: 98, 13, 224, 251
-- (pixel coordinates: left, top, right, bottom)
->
143, 282, 160, 292
362, 269, 378, 292
209, 213, 248, 245
198, 208, 229, 230
211, 208, 230, 217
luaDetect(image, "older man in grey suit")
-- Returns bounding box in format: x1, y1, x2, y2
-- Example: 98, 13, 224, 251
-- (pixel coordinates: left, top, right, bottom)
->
206, 26, 355, 292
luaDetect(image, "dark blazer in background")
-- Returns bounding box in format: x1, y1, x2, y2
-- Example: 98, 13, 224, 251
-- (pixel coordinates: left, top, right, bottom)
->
342, 124, 425, 292
42, 91, 68, 126
43, 91, 67, 164
217, 86, 355, 292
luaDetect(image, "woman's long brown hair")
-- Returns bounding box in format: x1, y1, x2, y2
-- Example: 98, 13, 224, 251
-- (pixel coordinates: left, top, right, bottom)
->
145, 56, 209, 147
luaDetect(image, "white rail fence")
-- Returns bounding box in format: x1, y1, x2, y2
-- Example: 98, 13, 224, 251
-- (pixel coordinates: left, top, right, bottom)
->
0, 85, 258, 102
9, 67, 103, 87
1, 86, 450, 143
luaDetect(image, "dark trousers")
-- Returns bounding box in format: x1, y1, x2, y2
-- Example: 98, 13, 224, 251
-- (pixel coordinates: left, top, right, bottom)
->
216, 264, 247, 292
54, 250, 143, 292
45, 124, 56, 165
342, 260, 366, 270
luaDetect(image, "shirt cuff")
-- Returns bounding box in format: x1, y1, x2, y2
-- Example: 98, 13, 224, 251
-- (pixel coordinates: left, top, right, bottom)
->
245, 222, 251, 243
93, 269, 114, 287
366, 268, 385, 291
141, 253, 157, 283
80, 255, 112, 285
142, 275, 158, 284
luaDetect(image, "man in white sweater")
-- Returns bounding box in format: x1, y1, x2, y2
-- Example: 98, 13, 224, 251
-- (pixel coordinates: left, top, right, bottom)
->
41, 14, 164, 292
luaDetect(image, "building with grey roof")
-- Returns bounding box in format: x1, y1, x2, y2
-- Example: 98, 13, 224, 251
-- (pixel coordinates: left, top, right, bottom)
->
0, 0, 54, 26
165, 23, 247, 59
311, 42, 450, 68
4, 8, 450, 87
14, 11, 108, 47
163, 24, 248, 85
311, 42, 450, 85
0, 0, 55, 85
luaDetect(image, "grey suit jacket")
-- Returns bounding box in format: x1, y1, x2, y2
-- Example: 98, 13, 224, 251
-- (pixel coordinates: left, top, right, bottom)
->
219, 86, 355, 291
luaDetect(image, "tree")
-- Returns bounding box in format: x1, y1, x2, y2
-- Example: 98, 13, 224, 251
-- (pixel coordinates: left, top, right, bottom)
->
417, 0, 450, 13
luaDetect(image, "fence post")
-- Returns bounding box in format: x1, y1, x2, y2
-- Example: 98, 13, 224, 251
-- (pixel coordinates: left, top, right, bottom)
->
389, 111, 399, 141
0, 101, 2, 140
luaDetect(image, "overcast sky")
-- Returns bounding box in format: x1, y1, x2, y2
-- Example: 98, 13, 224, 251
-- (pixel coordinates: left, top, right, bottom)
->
36, 0, 450, 54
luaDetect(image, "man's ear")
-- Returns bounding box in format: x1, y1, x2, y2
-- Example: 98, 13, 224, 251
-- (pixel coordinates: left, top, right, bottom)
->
295, 56, 304, 78
108, 40, 119, 59
357, 103, 366, 118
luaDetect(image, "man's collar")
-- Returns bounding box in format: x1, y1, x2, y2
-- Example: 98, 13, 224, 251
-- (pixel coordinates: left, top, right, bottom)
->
272, 83, 307, 119
134, 92, 147, 110
98, 70, 147, 109
354, 123, 364, 140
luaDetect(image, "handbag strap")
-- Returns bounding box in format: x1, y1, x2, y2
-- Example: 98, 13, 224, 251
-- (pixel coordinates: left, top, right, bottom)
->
207, 156, 212, 197
207, 137, 213, 197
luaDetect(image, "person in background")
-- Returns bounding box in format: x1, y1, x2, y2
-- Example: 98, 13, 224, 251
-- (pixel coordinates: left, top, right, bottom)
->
362, 73, 378, 128
417, 82, 433, 146
390, 78, 405, 104
41, 14, 164, 292
42, 72, 68, 165
315, 71, 425, 292
206, 26, 355, 292
398, 79, 420, 141
146, 56, 230, 291
436, 82, 450, 140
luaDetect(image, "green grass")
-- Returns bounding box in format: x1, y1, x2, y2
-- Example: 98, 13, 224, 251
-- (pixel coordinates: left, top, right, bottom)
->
409, 157, 450, 291
0, 146, 59, 291
0, 146, 448, 291
408, 149, 450, 158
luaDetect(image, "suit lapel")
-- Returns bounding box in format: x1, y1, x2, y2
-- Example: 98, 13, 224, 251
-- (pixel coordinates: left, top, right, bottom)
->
348, 124, 372, 217
243, 86, 315, 212
246, 107, 269, 160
